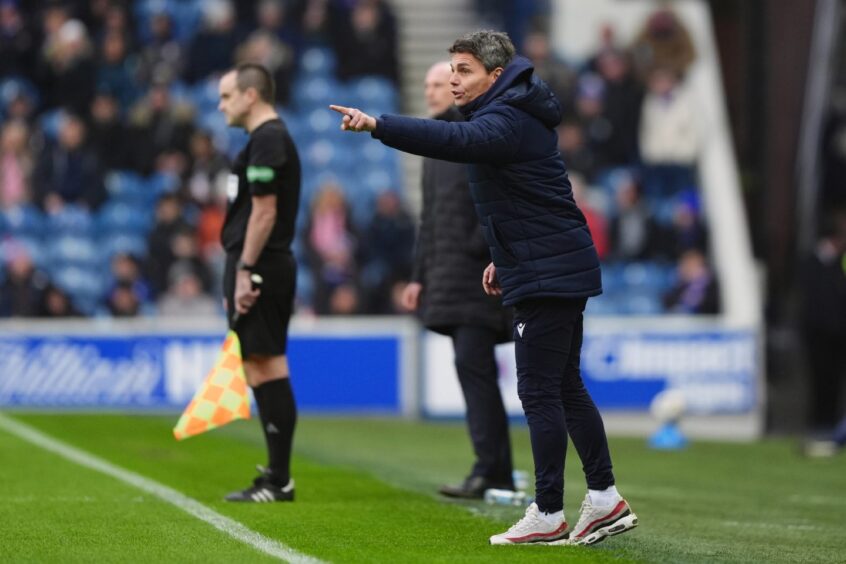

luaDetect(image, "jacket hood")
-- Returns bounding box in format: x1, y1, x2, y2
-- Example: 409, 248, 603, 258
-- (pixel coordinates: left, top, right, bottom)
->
459, 56, 562, 128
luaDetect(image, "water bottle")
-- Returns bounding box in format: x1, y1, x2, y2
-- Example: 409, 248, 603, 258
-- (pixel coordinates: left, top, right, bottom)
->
484, 488, 531, 506
512, 470, 530, 491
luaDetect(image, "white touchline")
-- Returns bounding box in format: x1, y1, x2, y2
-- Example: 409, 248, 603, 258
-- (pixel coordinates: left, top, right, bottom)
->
0, 413, 326, 564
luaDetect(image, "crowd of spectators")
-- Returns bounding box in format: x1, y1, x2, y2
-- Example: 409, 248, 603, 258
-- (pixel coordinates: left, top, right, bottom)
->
526, 8, 717, 314
0, 1, 717, 318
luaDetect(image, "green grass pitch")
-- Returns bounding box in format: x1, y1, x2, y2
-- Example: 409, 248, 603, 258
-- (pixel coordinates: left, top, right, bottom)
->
0, 413, 843, 563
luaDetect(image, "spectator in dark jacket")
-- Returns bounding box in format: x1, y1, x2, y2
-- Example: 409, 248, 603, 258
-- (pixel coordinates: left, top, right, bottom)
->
32, 113, 105, 213
400, 61, 514, 499
361, 190, 414, 313
185, 0, 242, 83
662, 248, 719, 314
332, 0, 399, 84
799, 217, 846, 431
331, 31, 637, 546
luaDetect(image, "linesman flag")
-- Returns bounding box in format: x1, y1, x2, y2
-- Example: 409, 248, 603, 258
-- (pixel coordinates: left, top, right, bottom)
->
173, 331, 251, 440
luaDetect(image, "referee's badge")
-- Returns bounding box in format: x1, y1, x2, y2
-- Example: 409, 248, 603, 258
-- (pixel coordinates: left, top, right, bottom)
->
227, 173, 239, 201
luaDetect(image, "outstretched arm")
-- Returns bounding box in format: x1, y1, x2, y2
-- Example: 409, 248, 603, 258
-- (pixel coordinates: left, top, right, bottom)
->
329, 104, 520, 164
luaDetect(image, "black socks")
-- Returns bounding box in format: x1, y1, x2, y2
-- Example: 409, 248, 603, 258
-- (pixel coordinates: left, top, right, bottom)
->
253, 378, 297, 487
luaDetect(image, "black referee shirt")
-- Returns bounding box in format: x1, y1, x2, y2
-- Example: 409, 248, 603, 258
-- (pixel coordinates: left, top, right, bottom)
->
221, 118, 301, 256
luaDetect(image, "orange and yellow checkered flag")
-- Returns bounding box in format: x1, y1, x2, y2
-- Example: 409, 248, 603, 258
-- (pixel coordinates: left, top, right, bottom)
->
173, 331, 251, 440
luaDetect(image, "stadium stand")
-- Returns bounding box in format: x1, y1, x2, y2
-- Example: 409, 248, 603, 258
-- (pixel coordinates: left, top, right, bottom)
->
0, 0, 717, 319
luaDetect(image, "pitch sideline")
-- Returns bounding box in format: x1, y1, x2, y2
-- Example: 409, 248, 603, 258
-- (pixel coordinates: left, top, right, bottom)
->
0, 412, 326, 564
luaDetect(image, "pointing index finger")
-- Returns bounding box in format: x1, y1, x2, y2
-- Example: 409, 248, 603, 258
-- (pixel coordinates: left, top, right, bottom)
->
329, 105, 351, 115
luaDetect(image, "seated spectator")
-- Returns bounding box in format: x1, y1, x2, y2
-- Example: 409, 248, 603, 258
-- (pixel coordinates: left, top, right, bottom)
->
639, 67, 700, 198
328, 282, 359, 315
235, 29, 295, 106
168, 228, 213, 294
2, 81, 38, 124
107, 252, 152, 306
333, 0, 399, 83
662, 190, 708, 259
304, 183, 360, 315
361, 191, 414, 313
37, 18, 96, 115
88, 91, 130, 170
127, 81, 195, 174
570, 173, 609, 261
146, 194, 193, 296
107, 279, 141, 317
185, 130, 228, 206
157, 265, 219, 317
256, 0, 302, 59
0, 244, 46, 317
32, 113, 105, 213
663, 248, 719, 314
523, 30, 576, 117
573, 74, 614, 171
136, 11, 184, 85
557, 119, 600, 182
96, 31, 138, 111
296, 0, 338, 44
0, 0, 36, 81
631, 8, 696, 82
594, 48, 643, 168
185, 0, 242, 83
609, 174, 660, 261
0, 119, 33, 210
196, 190, 227, 298
38, 283, 81, 317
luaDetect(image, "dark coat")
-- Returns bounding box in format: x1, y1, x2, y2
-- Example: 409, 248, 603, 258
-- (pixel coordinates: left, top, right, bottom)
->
413, 106, 511, 338
372, 56, 602, 305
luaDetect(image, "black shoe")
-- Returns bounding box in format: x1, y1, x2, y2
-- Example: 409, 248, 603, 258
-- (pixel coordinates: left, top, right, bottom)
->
224, 466, 295, 502
438, 476, 514, 499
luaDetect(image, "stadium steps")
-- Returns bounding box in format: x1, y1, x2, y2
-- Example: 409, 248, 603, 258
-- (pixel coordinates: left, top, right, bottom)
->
389, 0, 478, 215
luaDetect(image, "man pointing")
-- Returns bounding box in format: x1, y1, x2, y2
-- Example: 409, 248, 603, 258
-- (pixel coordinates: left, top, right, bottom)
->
331, 31, 638, 546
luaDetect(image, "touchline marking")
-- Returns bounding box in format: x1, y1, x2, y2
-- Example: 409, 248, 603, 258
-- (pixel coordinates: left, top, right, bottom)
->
0, 413, 326, 564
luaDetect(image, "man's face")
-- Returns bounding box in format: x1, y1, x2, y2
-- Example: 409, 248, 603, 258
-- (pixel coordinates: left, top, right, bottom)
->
449, 52, 501, 106
424, 62, 454, 117
218, 71, 251, 127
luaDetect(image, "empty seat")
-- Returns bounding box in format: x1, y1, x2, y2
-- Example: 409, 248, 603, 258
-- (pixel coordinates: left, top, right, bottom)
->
46, 205, 94, 236
97, 202, 153, 235
46, 235, 100, 269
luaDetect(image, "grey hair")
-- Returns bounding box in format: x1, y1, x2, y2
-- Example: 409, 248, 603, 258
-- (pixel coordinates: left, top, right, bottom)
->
448, 30, 516, 72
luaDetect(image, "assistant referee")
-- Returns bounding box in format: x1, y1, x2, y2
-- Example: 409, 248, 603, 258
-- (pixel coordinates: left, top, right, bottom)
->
217, 63, 301, 503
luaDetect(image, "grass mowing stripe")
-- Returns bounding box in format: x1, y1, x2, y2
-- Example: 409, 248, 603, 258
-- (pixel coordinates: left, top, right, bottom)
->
0, 413, 325, 564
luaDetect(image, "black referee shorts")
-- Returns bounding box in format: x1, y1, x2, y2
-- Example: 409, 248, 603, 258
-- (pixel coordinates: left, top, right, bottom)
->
224, 252, 296, 358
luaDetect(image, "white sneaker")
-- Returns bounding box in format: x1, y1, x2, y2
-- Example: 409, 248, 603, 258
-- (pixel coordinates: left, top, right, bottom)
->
569, 494, 638, 545
489, 502, 569, 545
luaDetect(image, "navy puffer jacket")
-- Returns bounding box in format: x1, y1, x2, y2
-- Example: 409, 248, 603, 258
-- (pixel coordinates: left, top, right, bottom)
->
372, 56, 601, 305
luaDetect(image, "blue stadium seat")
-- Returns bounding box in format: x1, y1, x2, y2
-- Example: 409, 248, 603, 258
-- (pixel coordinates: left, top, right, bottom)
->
2, 204, 46, 238
46, 205, 94, 236
292, 76, 344, 111
52, 265, 105, 303
347, 76, 398, 112
303, 139, 354, 170
585, 294, 621, 316
96, 202, 153, 235
191, 78, 221, 112
299, 46, 337, 77
103, 233, 149, 259
46, 235, 100, 269
621, 290, 664, 315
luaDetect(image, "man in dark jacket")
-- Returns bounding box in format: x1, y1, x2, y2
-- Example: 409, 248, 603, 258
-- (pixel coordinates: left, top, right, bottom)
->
331, 31, 637, 546
401, 61, 514, 499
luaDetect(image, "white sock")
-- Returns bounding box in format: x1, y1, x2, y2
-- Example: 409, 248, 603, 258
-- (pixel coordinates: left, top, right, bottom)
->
588, 485, 621, 507
540, 509, 564, 525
